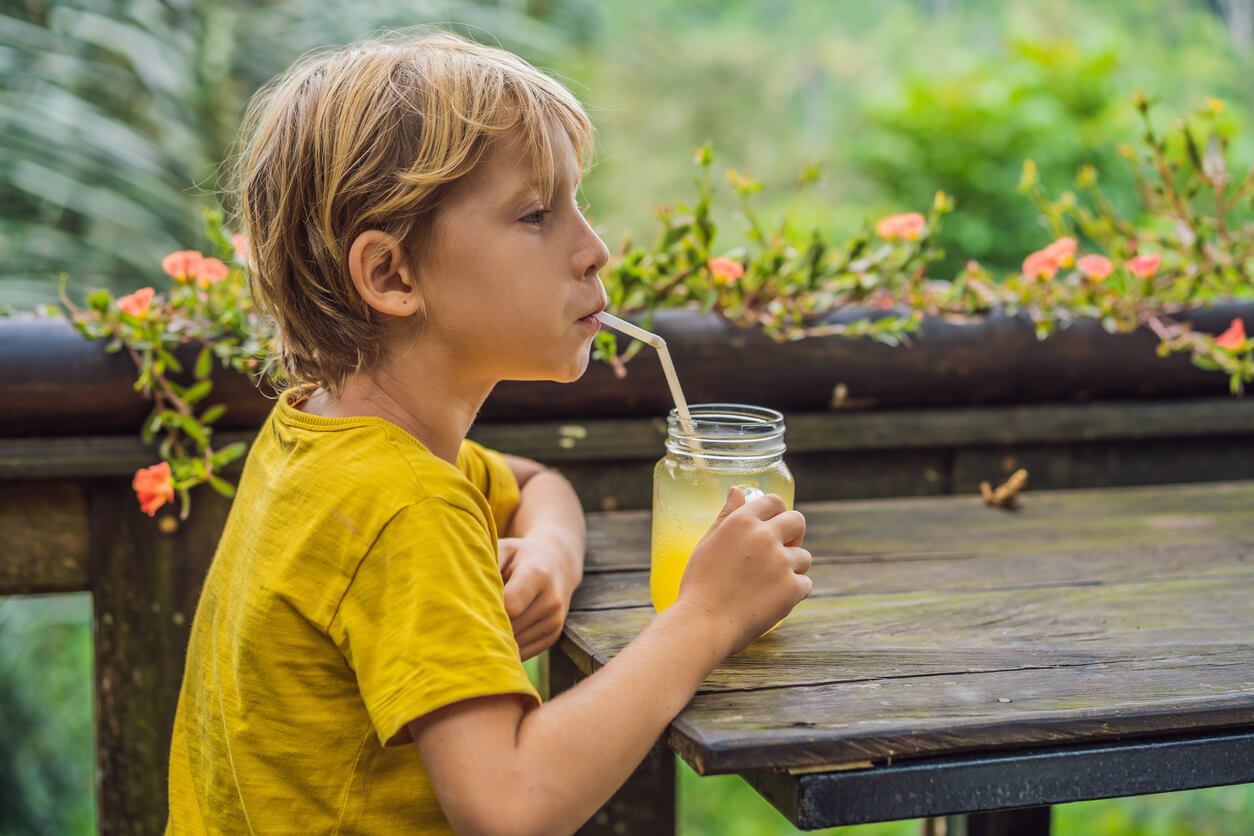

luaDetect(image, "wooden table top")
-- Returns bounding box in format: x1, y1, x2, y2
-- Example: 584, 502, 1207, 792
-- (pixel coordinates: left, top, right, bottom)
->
561, 480, 1254, 777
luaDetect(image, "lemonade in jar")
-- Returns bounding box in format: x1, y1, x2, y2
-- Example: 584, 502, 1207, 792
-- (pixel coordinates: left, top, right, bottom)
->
650, 404, 794, 613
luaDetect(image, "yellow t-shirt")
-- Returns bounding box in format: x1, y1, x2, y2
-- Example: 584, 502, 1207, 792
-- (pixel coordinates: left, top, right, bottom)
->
166, 390, 539, 834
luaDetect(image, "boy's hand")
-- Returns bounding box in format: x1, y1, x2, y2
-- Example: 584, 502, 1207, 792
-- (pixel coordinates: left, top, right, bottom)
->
499, 536, 578, 660
674, 487, 812, 656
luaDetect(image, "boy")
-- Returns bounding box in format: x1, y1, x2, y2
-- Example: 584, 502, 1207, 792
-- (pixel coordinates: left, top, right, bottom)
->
167, 29, 811, 835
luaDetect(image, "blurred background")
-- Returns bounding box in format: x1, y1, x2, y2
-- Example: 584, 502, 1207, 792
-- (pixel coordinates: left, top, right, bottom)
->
3, 0, 1253, 833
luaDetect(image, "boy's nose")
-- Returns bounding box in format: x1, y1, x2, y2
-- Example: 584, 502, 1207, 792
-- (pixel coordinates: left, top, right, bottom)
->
578, 225, 611, 282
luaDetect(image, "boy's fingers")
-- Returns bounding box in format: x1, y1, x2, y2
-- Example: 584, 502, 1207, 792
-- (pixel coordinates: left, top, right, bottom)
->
711, 486, 746, 525
767, 509, 806, 546
741, 492, 789, 521
502, 571, 541, 620
498, 538, 521, 572
508, 592, 552, 635
514, 617, 561, 652
788, 546, 812, 575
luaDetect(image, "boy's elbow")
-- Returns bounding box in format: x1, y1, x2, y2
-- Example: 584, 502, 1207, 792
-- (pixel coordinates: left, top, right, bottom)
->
441, 772, 575, 836
447, 799, 571, 836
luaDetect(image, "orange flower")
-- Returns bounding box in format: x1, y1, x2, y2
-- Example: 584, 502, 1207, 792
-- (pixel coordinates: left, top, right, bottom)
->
1124, 253, 1161, 280
1022, 248, 1058, 281
1076, 254, 1114, 282
116, 287, 155, 318
132, 462, 175, 517
707, 256, 744, 285
875, 212, 926, 242
1215, 318, 1247, 350
1043, 237, 1077, 268
230, 233, 250, 263
195, 257, 229, 288
162, 250, 204, 283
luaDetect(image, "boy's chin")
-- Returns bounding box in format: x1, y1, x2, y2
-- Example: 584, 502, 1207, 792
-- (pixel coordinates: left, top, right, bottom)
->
519, 350, 593, 384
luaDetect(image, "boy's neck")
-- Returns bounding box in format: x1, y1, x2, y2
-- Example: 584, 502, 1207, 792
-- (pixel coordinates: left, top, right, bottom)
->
300, 369, 489, 465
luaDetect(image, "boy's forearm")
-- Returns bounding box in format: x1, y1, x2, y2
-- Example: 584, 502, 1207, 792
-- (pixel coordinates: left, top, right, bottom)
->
505, 468, 585, 586
507, 603, 727, 835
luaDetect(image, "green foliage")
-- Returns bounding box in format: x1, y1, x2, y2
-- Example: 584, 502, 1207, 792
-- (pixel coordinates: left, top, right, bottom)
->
60, 211, 272, 518
595, 144, 945, 373
1016, 97, 1254, 392
857, 36, 1140, 275
0, 1, 574, 309
596, 99, 1254, 395
0, 595, 95, 836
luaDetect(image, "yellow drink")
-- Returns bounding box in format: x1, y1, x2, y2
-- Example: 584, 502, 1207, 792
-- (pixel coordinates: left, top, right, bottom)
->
649, 404, 794, 615
650, 460, 795, 611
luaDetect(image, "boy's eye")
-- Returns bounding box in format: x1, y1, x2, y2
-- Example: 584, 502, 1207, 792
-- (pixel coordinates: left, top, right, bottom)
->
521, 208, 551, 225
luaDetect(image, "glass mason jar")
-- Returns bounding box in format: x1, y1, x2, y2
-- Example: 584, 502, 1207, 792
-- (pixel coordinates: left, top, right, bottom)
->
650, 404, 794, 613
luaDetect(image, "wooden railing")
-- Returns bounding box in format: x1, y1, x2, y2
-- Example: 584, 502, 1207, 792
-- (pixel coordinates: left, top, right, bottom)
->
4, 313, 1254, 833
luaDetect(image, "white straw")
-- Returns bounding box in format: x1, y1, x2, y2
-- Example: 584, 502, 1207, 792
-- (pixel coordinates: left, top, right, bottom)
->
596, 311, 706, 461
596, 310, 664, 348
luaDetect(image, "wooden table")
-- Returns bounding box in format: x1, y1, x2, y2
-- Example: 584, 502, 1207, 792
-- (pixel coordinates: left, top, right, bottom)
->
551, 480, 1254, 834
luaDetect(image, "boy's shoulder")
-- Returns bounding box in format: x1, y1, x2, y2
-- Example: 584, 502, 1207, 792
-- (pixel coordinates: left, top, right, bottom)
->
263, 394, 488, 511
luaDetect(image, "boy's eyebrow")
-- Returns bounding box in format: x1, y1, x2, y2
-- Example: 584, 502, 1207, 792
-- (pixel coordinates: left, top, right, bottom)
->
504, 181, 543, 208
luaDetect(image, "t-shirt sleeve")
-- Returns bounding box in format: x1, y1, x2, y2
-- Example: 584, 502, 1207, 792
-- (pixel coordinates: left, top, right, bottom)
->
457, 439, 521, 535
328, 499, 540, 747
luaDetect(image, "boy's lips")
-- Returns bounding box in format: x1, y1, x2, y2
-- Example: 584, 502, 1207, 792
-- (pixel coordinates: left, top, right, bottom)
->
576, 302, 607, 322
576, 302, 606, 332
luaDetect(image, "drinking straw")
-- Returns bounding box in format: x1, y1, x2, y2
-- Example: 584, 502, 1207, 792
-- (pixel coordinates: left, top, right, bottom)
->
595, 311, 706, 460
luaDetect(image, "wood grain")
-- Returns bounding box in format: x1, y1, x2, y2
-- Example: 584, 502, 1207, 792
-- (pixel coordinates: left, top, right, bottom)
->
0, 480, 88, 593
583, 481, 1254, 572
563, 480, 1254, 776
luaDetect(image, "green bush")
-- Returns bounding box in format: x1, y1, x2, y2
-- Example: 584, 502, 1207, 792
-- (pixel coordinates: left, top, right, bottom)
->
0, 595, 95, 835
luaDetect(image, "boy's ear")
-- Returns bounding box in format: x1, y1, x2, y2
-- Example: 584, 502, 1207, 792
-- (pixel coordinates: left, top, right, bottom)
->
347, 230, 422, 317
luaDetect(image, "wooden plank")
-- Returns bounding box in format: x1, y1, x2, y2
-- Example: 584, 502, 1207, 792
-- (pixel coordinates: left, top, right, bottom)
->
563, 481, 1254, 778
668, 655, 1254, 774
471, 398, 1254, 461
7, 398, 1252, 477
565, 574, 1254, 693
783, 398, 1254, 452
90, 481, 231, 835
0, 433, 255, 479
571, 539, 1254, 611
582, 481, 1254, 572
0, 480, 89, 593
955, 438, 1254, 495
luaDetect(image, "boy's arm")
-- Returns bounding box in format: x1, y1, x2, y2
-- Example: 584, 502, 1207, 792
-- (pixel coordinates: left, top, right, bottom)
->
411, 603, 725, 836
498, 454, 585, 660
411, 490, 812, 836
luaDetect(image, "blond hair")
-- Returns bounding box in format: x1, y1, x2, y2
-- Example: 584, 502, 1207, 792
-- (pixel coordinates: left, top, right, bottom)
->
231, 29, 593, 393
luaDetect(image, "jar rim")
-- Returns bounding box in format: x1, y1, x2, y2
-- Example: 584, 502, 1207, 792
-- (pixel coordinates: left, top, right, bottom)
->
666, 403, 784, 427
664, 403, 786, 460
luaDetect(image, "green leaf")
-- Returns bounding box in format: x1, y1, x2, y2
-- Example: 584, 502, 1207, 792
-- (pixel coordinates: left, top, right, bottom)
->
195, 345, 213, 379
211, 442, 247, 468
141, 408, 162, 444
158, 349, 183, 374
88, 290, 113, 312
184, 380, 213, 405
178, 414, 209, 447
208, 476, 236, 498
200, 404, 227, 425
